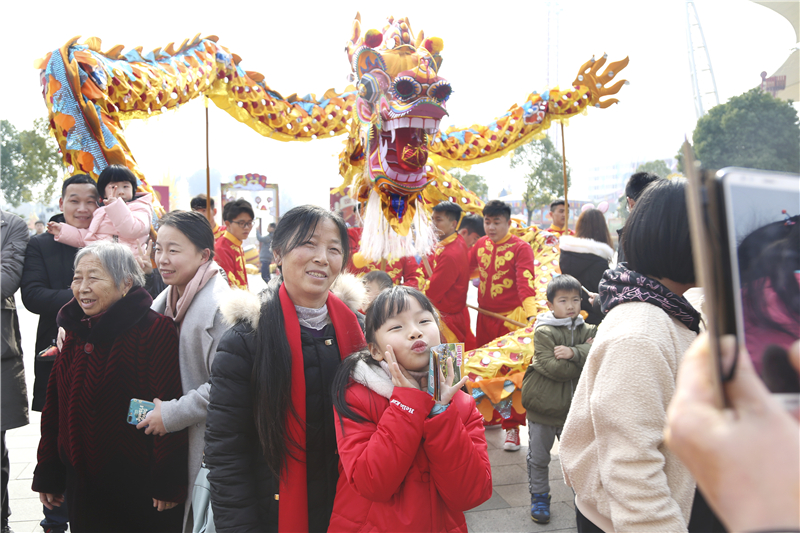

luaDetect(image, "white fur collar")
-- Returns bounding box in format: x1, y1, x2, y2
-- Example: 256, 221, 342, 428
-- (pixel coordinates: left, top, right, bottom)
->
220, 272, 367, 329
351, 358, 394, 399
559, 235, 614, 261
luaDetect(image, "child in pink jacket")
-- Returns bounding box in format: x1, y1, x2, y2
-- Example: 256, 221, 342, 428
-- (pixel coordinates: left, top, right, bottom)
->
48, 165, 152, 254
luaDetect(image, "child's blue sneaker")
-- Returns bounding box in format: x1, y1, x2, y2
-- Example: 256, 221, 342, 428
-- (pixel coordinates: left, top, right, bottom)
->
530, 492, 551, 524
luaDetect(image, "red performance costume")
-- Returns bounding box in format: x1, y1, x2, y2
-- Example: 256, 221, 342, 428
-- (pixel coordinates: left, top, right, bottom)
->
469, 234, 537, 348
215, 230, 248, 290
424, 233, 476, 349
346, 227, 421, 288
211, 223, 227, 240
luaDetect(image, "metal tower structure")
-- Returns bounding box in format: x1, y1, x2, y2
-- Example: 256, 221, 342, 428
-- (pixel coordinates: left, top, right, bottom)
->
686, 0, 720, 119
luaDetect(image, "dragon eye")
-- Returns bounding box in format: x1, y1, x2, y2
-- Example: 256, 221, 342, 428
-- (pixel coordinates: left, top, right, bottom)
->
359, 73, 380, 104
427, 80, 452, 103
392, 76, 422, 101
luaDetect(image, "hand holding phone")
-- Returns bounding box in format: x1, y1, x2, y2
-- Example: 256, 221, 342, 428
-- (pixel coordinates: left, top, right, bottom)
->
683, 142, 799, 410
136, 398, 167, 436
127, 399, 155, 425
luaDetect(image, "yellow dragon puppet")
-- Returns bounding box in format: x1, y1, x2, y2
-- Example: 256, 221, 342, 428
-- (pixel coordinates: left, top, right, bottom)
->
36, 14, 628, 422
36, 13, 627, 261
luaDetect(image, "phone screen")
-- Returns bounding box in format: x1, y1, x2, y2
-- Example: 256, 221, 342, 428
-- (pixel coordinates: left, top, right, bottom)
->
720, 169, 800, 396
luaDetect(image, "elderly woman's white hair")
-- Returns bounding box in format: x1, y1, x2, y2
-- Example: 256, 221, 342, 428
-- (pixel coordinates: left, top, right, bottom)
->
73, 242, 145, 290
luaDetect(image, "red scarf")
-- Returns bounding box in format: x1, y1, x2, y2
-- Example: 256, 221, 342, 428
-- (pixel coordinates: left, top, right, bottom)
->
278, 283, 365, 532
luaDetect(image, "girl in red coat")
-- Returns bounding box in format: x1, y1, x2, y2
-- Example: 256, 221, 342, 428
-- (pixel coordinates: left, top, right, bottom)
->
330, 286, 492, 532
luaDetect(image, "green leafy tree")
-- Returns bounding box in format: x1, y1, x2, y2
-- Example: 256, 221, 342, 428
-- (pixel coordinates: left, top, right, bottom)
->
1, 118, 63, 207
636, 159, 671, 178
690, 88, 799, 172
510, 136, 570, 225
617, 194, 629, 221
448, 169, 488, 201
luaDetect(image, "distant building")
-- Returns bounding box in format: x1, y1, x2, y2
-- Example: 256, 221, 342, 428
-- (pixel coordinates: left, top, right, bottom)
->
582, 158, 678, 214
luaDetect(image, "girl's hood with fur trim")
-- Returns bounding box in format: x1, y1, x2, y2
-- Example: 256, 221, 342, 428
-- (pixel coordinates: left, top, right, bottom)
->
559, 235, 614, 261
220, 273, 367, 329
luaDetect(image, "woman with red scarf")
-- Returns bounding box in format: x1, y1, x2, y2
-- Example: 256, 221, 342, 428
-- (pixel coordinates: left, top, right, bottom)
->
204, 205, 366, 532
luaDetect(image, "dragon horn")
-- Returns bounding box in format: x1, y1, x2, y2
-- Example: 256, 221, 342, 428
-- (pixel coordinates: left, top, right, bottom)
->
350, 12, 362, 45
415, 29, 425, 48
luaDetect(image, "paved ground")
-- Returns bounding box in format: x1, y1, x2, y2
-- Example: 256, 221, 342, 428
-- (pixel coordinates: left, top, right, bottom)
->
6, 277, 577, 533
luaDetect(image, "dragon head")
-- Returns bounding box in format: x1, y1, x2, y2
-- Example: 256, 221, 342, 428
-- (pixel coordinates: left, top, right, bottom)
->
346, 14, 451, 224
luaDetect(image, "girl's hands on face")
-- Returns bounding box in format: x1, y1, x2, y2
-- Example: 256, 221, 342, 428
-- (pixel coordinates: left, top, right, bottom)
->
384, 345, 422, 389
437, 356, 468, 405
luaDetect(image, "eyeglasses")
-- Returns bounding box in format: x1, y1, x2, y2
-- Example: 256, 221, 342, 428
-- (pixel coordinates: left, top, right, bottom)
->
230, 220, 254, 229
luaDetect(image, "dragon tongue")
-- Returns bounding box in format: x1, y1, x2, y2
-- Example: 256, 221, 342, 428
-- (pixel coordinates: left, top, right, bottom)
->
394, 126, 428, 172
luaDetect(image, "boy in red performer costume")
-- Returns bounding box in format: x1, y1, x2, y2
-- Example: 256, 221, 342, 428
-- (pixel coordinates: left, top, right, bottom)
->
546, 199, 574, 236
424, 201, 476, 350
215, 198, 254, 290
468, 199, 538, 450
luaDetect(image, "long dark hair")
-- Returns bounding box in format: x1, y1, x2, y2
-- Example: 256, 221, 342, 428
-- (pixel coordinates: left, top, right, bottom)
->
575, 208, 613, 248
332, 286, 439, 424
251, 205, 350, 478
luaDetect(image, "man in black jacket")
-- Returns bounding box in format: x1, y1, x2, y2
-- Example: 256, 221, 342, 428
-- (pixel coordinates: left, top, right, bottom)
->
20, 174, 98, 533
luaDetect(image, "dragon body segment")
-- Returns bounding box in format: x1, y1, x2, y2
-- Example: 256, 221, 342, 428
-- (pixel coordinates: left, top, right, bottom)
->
37, 34, 357, 203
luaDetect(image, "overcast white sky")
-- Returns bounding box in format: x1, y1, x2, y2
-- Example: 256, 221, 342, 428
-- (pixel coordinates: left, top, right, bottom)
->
1, 0, 796, 212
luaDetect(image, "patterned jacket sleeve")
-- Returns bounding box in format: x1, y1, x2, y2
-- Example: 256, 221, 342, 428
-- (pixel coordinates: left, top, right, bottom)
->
513, 241, 538, 317
145, 315, 188, 503
214, 242, 235, 286
31, 343, 66, 494
401, 257, 421, 289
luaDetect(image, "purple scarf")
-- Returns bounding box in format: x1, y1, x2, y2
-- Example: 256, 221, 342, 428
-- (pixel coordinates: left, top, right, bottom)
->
599, 263, 701, 333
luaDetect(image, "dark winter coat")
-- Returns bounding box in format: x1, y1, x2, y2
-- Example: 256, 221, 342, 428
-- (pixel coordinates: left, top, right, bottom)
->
1, 209, 30, 431
32, 287, 188, 532
204, 281, 366, 533
558, 235, 614, 325
21, 214, 79, 411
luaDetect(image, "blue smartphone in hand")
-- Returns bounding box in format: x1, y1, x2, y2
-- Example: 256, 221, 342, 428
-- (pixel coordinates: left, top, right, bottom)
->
127, 399, 155, 425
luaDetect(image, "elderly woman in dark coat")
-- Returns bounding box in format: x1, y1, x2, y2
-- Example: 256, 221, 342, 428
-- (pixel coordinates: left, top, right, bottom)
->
32, 242, 187, 533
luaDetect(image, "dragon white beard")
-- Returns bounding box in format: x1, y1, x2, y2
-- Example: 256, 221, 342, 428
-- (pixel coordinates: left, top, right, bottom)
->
358, 189, 437, 262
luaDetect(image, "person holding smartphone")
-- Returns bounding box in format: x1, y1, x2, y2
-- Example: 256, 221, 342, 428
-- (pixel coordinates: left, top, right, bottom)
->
559, 180, 722, 532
